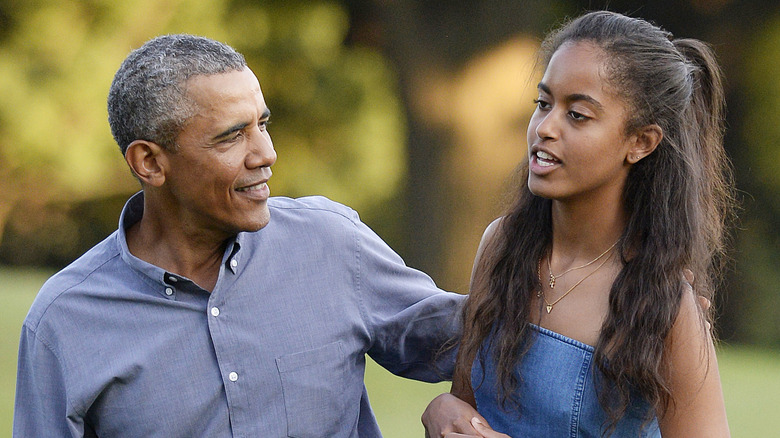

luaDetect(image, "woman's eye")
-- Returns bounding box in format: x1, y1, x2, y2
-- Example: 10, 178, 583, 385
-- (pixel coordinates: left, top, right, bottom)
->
533, 99, 550, 110
569, 111, 588, 121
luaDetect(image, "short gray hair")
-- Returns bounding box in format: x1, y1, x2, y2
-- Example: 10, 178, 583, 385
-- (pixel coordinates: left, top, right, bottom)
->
108, 34, 247, 154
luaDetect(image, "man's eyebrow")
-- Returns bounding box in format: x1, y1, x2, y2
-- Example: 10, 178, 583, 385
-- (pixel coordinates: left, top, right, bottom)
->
213, 122, 249, 141
537, 82, 604, 112
212, 109, 271, 141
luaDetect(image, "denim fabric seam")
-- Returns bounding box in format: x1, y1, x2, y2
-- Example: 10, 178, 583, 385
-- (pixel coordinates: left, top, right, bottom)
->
570, 348, 593, 437
530, 324, 594, 353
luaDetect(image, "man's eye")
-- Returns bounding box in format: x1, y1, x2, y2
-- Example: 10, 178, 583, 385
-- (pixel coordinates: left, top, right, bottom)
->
224, 132, 243, 143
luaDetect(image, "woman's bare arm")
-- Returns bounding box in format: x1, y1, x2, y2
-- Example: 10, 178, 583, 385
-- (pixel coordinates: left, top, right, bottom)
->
658, 284, 730, 437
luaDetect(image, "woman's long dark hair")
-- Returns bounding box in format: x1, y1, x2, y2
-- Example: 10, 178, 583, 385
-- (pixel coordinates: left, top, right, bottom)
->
453, 11, 735, 434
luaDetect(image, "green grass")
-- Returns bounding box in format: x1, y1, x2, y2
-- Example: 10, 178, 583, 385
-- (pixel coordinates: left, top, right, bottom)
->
718, 343, 780, 436
1, 266, 54, 435
3, 266, 779, 436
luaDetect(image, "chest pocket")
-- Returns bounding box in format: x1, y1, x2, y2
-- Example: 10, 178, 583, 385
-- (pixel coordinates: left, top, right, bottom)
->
276, 341, 348, 438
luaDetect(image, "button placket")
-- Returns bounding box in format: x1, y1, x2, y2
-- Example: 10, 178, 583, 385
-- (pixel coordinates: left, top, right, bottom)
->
163, 274, 178, 297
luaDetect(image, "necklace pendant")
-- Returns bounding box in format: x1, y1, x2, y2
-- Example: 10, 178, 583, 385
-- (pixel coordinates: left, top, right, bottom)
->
546, 304, 553, 313
549, 274, 556, 289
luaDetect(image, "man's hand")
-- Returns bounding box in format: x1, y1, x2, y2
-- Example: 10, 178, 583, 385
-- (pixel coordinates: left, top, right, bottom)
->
422, 393, 486, 437
468, 417, 511, 438
683, 269, 712, 330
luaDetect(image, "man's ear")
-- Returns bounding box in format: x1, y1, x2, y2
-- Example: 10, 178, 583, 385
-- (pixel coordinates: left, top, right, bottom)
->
627, 124, 663, 164
125, 140, 167, 187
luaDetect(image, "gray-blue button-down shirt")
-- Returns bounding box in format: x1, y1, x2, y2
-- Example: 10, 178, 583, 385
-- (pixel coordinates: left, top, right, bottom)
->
14, 193, 464, 437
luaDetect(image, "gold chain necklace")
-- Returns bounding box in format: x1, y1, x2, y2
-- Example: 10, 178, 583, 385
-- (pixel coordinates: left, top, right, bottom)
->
537, 250, 614, 314
547, 240, 618, 289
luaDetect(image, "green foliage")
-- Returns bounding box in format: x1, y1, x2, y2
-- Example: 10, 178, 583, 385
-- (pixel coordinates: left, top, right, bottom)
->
230, 0, 406, 213
0, 0, 406, 269
735, 13, 780, 346
745, 13, 780, 204
0, 0, 405, 229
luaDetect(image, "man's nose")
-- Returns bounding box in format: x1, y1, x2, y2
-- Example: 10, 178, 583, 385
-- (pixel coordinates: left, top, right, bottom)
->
246, 130, 276, 168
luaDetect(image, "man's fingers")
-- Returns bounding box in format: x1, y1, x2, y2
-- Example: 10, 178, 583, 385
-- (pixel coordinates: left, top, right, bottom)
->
471, 417, 511, 438
422, 393, 482, 437
683, 268, 695, 286
697, 295, 711, 312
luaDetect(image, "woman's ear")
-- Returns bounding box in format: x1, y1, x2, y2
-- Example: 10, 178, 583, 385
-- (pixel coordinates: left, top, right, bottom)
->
125, 140, 167, 187
627, 124, 663, 164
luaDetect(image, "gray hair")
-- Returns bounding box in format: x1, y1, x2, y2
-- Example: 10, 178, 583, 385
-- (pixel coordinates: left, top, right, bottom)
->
107, 34, 247, 154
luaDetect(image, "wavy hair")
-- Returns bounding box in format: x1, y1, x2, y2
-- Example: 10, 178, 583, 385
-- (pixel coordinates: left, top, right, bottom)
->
453, 11, 735, 434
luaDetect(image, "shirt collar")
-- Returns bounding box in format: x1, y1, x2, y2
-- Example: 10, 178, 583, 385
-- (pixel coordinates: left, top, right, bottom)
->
117, 191, 244, 297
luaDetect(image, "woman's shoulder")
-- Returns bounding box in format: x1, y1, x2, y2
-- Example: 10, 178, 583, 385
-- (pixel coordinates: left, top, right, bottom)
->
479, 218, 503, 247
469, 218, 504, 289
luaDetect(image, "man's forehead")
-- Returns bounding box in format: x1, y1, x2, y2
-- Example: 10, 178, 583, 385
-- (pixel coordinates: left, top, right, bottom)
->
184, 68, 263, 104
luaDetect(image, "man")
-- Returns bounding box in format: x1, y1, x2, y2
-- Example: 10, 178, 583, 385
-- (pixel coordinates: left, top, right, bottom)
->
14, 34, 463, 437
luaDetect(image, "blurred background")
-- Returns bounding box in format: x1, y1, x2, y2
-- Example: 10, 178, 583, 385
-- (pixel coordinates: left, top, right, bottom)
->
1, 0, 778, 435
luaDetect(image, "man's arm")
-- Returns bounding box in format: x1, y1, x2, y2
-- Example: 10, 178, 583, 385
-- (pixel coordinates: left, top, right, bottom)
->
14, 324, 85, 437
350, 213, 465, 381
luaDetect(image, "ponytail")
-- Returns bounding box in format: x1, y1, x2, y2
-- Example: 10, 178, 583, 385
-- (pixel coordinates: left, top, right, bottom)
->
673, 39, 734, 307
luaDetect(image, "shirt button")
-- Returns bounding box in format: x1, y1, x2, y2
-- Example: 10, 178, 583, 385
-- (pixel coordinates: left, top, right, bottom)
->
164, 287, 173, 296
228, 372, 238, 382
230, 259, 238, 268
211, 307, 220, 317
167, 276, 178, 283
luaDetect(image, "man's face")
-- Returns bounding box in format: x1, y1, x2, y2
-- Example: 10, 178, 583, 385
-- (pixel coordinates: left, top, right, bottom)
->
159, 67, 277, 237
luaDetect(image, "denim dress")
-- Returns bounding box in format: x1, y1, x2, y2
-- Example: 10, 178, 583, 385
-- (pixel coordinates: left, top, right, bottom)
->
472, 324, 661, 437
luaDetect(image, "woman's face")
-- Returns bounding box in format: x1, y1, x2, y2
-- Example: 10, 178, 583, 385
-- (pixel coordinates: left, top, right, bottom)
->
527, 41, 638, 205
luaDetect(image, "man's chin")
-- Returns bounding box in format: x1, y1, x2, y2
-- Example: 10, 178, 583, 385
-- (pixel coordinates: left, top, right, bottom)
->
241, 210, 271, 233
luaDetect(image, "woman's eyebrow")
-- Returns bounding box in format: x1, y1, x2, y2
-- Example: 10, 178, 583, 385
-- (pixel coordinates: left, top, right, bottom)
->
538, 82, 604, 112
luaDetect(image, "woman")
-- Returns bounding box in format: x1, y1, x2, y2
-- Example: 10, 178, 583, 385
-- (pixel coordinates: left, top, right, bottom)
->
424, 11, 734, 437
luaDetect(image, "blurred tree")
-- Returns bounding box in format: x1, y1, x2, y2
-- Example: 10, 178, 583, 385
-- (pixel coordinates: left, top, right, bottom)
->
735, 11, 780, 346
343, 0, 780, 345
343, 0, 573, 291
0, 0, 777, 346
0, 0, 407, 266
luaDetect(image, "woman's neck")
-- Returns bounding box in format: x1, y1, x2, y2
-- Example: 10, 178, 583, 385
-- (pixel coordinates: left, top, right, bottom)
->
549, 196, 626, 258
